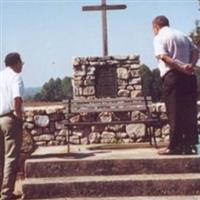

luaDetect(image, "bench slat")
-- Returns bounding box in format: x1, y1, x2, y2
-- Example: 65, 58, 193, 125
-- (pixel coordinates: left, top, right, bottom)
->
71, 101, 152, 107
64, 118, 159, 126
71, 105, 148, 113
63, 96, 152, 103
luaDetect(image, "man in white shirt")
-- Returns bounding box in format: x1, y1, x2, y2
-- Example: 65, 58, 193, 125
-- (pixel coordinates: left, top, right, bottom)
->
0, 52, 24, 199
152, 16, 199, 155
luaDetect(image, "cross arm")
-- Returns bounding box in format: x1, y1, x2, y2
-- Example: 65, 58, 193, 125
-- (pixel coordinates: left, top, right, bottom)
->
82, 4, 127, 11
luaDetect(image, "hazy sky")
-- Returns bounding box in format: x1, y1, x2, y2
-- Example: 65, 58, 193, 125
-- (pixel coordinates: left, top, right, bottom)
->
0, 0, 199, 87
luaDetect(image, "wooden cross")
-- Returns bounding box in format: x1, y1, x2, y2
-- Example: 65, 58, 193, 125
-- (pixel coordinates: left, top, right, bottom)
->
82, 0, 127, 56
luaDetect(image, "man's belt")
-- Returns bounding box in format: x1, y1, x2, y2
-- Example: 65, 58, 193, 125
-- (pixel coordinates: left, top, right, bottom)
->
0, 111, 13, 118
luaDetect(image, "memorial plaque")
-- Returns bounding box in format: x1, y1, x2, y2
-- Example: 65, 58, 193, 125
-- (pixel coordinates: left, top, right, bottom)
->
95, 66, 117, 98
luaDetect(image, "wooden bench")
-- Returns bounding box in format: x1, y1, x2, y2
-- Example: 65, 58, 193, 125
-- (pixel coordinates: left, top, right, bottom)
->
63, 96, 161, 152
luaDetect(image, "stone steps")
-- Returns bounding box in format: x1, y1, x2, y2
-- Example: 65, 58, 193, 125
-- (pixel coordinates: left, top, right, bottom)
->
25, 156, 200, 178
22, 146, 200, 199
23, 173, 200, 199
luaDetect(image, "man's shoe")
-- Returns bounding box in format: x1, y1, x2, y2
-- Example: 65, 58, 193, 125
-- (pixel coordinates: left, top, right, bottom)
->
158, 147, 182, 155
184, 146, 197, 155
0, 194, 22, 200
11, 193, 22, 199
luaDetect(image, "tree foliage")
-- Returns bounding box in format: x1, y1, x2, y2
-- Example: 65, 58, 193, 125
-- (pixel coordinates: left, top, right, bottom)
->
190, 1, 200, 48
190, 20, 200, 48
195, 67, 200, 99
139, 64, 153, 96
151, 68, 162, 102
140, 65, 200, 102
34, 76, 72, 101
139, 64, 162, 102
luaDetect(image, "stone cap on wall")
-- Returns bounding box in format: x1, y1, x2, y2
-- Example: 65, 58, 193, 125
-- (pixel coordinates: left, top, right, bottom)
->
24, 105, 65, 114
72, 54, 140, 67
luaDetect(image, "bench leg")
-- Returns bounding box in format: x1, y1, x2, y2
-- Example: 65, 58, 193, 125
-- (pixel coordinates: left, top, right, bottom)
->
67, 126, 72, 153
151, 126, 158, 148
146, 126, 152, 146
147, 126, 158, 148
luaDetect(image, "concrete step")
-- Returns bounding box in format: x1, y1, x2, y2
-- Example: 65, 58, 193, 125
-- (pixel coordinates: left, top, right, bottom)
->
23, 173, 200, 199
25, 156, 200, 178
28, 196, 200, 200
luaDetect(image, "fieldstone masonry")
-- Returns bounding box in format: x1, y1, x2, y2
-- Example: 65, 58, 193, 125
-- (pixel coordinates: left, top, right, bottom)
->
72, 55, 142, 99
22, 103, 161, 154
21, 102, 200, 156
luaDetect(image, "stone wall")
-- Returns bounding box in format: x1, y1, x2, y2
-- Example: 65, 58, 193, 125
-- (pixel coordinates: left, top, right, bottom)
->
22, 105, 66, 154
22, 102, 200, 155
21, 103, 171, 155
72, 55, 142, 99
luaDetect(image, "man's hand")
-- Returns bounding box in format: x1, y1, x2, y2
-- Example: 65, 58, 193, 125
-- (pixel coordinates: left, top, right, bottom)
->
181, 64, 195, 75
159, 54, 196, 76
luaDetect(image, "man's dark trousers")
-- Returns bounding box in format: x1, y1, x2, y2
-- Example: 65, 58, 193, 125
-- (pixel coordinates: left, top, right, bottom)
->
163, 70, 198, 151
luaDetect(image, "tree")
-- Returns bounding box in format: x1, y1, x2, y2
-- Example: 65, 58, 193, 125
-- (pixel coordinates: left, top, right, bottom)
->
139, 64, 153, 98
195, 66, 200, 99
34, 76, 72, 101
54, 78, 63, 100
151, 68, 162, 102
40, 78, 56, 101
199, 0, 200, 10
34, 92, 44, 101
190, 1, 200, 48
62, 76, 73, 99
190, 20, 200, 48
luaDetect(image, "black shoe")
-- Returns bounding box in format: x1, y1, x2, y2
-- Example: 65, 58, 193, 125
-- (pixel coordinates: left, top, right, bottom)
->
184, 146, 197, 155
0, 193, 22, 200
158, 147, 182, 155
11, 193, 22, 200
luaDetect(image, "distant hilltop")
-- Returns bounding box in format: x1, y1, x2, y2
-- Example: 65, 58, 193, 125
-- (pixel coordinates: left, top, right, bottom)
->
24, 87, 41, 100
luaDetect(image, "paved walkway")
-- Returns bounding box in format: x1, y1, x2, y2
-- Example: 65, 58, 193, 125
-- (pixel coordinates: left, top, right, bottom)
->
31, 143, 199, 160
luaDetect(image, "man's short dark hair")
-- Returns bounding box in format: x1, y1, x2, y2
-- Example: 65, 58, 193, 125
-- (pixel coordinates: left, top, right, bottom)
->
4, 52, 22, 66
152, 15, 169, 28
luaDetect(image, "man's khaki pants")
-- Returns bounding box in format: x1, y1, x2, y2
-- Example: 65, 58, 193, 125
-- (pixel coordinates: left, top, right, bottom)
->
0, 114, 22, 200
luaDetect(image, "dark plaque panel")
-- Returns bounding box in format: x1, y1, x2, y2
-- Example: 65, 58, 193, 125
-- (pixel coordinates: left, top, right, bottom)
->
95, 66, 117, 98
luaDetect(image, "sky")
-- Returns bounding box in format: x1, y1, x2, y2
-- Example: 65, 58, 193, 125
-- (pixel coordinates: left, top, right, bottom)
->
0, 0, 200, 87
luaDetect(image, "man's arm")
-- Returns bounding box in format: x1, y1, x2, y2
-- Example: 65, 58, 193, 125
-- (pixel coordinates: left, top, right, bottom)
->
12, 74, 24, 119
14, 97, 23, 119
159, 46, 199, 75
190, 48, 199, 67
157, 54, 195, 75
